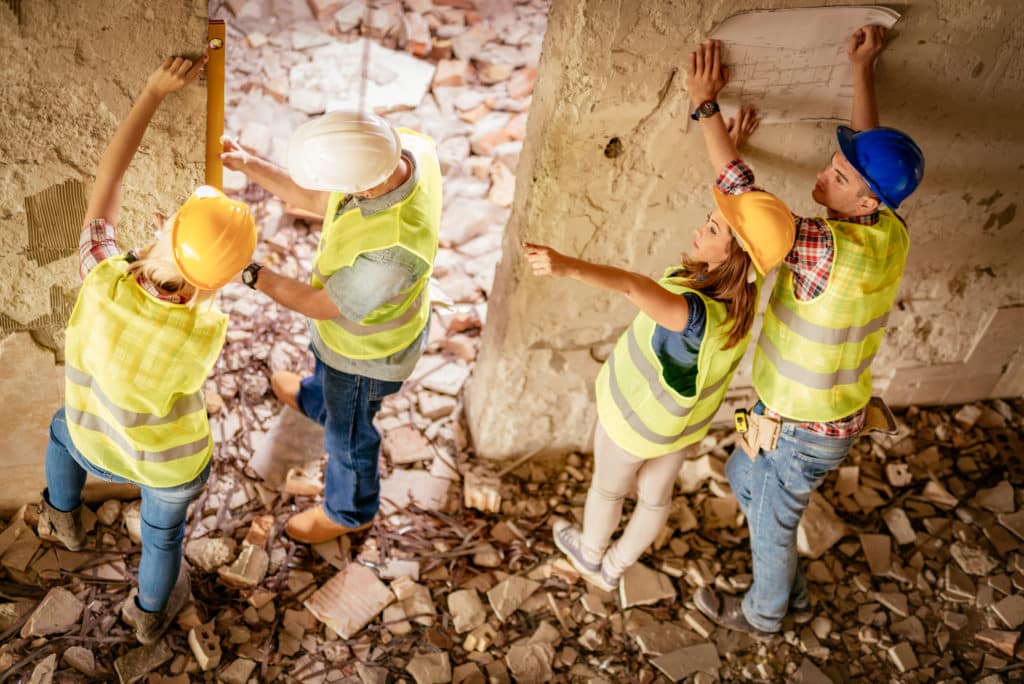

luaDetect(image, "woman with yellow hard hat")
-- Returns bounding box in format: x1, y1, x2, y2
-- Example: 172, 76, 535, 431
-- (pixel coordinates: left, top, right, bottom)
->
38, 57, 256, 644
524, 118, 795, 593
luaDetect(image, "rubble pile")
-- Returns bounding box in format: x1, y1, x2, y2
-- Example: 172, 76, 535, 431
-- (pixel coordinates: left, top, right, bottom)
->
2, 1, 1024, 683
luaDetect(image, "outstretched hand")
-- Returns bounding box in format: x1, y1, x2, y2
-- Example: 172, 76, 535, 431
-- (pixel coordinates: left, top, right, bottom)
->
687, 39, 729, 106
726, 105, 760, 149
848, 25, 887, 67
220, 135, 253, 171
144, 56, 207, 99
523, 242, 573, 278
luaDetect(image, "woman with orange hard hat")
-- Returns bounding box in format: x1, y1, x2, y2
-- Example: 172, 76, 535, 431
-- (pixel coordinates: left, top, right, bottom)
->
38, 57, 256, 644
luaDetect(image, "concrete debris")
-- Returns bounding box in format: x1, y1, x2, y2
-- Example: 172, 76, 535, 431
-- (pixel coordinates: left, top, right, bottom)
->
61, 646, 95, 676
448, 588, 487, 633
651, 643, 720, 681
185, 536, 238, 572
114, 641, 173, 684
797, 492, 847, 559
505, 641, 555, 681
189, 622, 222, 671
487, 575, 541, 621
406, 652, 451, 684
217, 543, 269, 587
217, 658, 257, 684
887, 641, 919, 672
619, 562, 677, 608
21, 587, 84, 637
305, 563, 394, 638
463, 469, 502, 513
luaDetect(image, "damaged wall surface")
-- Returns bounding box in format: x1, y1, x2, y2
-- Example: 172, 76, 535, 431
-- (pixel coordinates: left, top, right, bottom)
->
0, 0, 208, 511
467, 0, 1024, 459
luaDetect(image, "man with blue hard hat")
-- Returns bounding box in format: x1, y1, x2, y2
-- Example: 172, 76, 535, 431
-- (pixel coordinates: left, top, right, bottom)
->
686, 25, 925, 638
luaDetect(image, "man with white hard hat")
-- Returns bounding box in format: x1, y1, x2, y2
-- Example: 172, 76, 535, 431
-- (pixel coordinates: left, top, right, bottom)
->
222, 111, 441, 544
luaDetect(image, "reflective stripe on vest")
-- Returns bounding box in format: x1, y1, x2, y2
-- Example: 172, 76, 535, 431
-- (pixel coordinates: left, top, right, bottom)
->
753, 209, 908, 422
310, 128, 441, 360
63, 257, 225, 487
595, 274, 751, 458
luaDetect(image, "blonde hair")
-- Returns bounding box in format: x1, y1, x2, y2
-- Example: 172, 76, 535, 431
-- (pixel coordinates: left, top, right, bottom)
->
126, 226, 216, 308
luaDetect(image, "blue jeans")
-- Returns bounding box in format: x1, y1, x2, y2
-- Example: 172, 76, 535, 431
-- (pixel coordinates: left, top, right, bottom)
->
45, 408, 210, 613
725, 402, 854, 632
297, 350, 403, 527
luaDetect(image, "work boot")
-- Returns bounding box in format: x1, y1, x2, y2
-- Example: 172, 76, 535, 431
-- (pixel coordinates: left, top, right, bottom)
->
39, 489, 86, 551
552, 519, 617, 592
271, 371, 301, 412
121, 561, 192, 645
285, 505, 372, 544
693, 586, 777, 641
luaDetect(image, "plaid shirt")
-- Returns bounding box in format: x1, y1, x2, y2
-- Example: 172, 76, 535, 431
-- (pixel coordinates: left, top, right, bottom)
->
716, 159, 875, 438
79, 219, 185, 304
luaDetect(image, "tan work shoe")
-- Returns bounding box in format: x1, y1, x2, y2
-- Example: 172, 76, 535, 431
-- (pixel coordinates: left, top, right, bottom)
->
285, 505, 372, 544
121, 562, 192, 644
271, 371, 301, 412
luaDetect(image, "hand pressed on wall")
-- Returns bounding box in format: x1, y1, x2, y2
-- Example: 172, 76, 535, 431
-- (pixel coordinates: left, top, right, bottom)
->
726, 105, 760, 149
687, 39, 729, 106
144, 56, 207, 99
847, 25, 887, 67
523, 242, 574, 278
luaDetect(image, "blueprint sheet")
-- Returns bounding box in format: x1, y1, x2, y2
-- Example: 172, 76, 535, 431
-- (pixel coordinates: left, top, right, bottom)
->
709, 5, 900, 124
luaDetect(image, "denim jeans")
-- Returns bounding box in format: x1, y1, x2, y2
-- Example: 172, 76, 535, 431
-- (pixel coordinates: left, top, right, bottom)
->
725, 402, 855, 632
297, 350, 403, 527
44, 408, 210, 612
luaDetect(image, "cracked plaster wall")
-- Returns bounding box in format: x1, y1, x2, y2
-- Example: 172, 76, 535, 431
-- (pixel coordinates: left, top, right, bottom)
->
467, 0, 1024, 459
0, 0, 207, 512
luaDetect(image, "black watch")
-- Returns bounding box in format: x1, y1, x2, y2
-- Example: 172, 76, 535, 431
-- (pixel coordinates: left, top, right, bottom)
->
690, 100, 720, 121
241, 262, 262, 289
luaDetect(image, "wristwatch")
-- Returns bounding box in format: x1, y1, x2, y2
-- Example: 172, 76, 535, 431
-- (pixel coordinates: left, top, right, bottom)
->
241, 262, 262, 289
690, 100, 720, 121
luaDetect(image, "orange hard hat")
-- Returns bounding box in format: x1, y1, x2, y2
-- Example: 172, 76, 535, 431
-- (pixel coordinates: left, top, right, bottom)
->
712, 188, 795, 276
171, 186, 257, 290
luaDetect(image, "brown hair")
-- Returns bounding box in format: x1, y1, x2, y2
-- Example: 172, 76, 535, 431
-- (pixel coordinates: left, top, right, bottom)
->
674, 239, 756, 350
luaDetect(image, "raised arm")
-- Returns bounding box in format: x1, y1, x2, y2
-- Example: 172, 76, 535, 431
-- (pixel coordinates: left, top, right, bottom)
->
84, 56, 207, 226
221, 137, 330, 217
523, 243, 690, 332
848, 25, 887, 130
687, 40, 741, 174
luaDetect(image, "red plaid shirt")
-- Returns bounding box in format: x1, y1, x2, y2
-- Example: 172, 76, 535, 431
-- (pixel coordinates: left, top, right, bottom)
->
79, 219, 185, 303
716, 159, 877, 438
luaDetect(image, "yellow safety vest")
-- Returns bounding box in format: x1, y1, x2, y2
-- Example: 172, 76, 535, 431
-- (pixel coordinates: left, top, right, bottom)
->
310, 128, 441, 361
595, 272, 751, 458
63, 257, 226, 487
753, 209, 909, 422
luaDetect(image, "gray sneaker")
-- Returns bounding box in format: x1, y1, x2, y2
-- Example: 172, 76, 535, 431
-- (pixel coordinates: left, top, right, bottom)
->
121, 561, 192, 644
552, 519, 616, 592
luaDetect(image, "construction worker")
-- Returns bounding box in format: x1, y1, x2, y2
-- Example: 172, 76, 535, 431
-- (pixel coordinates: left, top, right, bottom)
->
687, 29, 925, 638
40, 57, 257, 645
527, 134, 796, 592
223, 111, 441, 544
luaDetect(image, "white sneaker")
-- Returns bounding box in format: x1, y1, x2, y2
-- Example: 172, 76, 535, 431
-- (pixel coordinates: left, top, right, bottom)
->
552, 519, 617, 592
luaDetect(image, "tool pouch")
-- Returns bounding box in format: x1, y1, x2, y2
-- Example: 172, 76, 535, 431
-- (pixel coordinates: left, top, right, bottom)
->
861, 396, 898, 435
739, 411, 782, 456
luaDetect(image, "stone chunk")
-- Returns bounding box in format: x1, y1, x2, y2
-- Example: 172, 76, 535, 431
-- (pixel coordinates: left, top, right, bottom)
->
406, 652, 451, 684
21, 587, 84, 637
95, 499, 121, 526
218, 658, 257, 684
882, 508, 916, 545
243, 515, 274, 549
859, 534, 891, 576
975, 629, 1021, 657
885, 463, 913, 487
380, 469, 449, 513
185, 537, 238, 572
114, 641, 173, 684
61, 646, 95, 676
218, 544, 269, 587
305, 563, 394, 638
464, 470, 501, 514
797, 493, 847, 559
392, 576, 435, 627
384, 425, 435, 465
448, 589, 487, 633
651, 643, 720, 681
29, 653, 56, 684
875, 591, 909, 617
922, 480, 958, 509
619, 562, 676, 608
792, 658, 832, 684
977, 480, 1016, 513
992, 594, 1024, 629
505, 642, 554, 682
887, 642, 918, 672
487, 575, 541, 622
999, 510, 1024, 541
189, 622, 222, 671
950, 541, 998, 576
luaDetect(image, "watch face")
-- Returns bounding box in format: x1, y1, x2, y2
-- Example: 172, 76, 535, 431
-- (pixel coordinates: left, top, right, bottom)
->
700, 101, 719, 117
242, 267, 255, 285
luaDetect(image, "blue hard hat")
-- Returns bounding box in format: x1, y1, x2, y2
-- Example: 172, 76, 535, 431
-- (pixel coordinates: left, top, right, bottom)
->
836, 126, 924, 209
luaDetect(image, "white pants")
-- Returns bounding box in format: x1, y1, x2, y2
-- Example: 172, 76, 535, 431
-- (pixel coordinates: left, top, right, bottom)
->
579, 421, 687, 577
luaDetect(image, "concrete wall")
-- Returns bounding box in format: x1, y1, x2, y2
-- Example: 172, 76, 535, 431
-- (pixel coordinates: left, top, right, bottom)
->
466, 0, 1024, 459
0, 0, 207, 511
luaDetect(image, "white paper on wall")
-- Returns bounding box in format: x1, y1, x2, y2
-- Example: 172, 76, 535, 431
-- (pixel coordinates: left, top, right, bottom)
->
709, 5, 900, 124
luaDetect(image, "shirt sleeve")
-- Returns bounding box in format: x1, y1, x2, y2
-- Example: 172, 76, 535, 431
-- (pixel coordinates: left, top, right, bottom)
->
681, 292, 707, 340
715, 159, 757, 196
324, 246, 429, 322
782, 216, 835, 301
78, 218, 120, 280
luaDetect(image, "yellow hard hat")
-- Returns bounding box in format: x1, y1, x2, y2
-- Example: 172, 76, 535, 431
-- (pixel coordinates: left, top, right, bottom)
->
712, 188, 795, 276
171, 185, 257, 290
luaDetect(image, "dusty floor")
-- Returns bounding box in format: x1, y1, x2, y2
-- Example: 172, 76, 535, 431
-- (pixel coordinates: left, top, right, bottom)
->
2, 1, 1024, 683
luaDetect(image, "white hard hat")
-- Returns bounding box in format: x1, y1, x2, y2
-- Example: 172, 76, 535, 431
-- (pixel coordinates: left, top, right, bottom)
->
287, 111, 402, 193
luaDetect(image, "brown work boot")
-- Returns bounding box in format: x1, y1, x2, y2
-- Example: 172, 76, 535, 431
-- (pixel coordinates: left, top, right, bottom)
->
39, 489, 86, 551
271, 371, 301, 412
121, 561, 192, 644
285, 505, 372, 544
